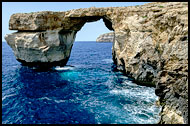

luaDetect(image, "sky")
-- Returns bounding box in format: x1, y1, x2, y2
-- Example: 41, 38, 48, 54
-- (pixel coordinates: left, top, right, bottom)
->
2, 2, 150, 41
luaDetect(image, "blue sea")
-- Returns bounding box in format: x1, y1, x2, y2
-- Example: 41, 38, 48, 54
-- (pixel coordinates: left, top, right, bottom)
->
2, 41, 161, 124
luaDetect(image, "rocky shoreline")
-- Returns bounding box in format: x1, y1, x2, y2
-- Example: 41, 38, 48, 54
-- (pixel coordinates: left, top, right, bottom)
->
5, 2, 188, 124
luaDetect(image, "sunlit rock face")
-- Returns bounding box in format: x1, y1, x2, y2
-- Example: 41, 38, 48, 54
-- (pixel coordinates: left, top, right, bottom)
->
5, 9, 114, 67
5, 2, 188, 124
5, 30, 77, 67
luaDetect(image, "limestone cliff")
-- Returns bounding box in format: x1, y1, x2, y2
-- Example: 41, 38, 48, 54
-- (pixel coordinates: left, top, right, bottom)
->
5, 2, 188, 124
96, 32, 114, 42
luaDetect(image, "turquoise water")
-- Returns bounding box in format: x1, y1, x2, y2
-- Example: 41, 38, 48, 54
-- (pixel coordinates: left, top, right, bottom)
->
2, 42, 161, 124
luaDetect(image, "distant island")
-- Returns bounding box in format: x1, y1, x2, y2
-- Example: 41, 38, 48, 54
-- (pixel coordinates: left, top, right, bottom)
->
96, 32, 114, 42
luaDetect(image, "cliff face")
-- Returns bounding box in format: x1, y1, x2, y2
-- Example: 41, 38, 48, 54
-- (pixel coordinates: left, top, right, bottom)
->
5, 2, 188, 124
111, 3, 188, 124
96, 32, 114, 42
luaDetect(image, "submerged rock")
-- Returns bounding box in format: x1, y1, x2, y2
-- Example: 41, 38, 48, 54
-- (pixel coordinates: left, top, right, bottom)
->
96, 32, 114, 42
5, 2, 188, 124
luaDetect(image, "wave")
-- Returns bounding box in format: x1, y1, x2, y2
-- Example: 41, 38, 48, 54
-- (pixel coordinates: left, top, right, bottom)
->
54, 66, 75, 71
2, 93, 17, 101
38, 97, 66, 103
110, 89, 129, 95
102, 59, 113, 63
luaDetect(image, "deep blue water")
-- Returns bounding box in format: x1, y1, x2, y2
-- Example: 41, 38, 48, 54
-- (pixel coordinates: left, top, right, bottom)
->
2, 41, 161, 124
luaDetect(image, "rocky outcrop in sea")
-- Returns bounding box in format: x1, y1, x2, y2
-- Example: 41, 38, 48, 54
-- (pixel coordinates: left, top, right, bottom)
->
96, 32, 114, 42
5, 2, 188, 124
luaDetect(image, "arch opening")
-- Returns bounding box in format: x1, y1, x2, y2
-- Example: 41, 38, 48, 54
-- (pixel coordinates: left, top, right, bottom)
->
65, 17, 113, 66
74, 18, 113, 42
69, 16, 114, 33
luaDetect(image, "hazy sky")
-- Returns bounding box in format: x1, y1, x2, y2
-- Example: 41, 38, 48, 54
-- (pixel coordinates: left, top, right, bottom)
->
2, 2, 150, 41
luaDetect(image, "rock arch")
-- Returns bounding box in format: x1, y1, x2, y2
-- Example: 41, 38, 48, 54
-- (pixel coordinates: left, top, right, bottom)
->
4, 3, 188, 124
5, 10, 114, 68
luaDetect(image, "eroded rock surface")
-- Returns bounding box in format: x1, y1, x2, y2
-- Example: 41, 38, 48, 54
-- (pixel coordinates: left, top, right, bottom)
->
96, 32, 114, 42
5, 2, 188, 124
5, 29, 76, 67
